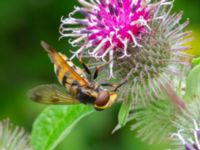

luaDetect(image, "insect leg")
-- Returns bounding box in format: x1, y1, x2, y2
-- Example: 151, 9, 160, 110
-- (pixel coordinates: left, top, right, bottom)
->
100, 83, 114, 87
111, 69, 133, 91
93, 60, 113, 80
79, 58, 92, 79
100, 79, 128, 92
93, 66, 100, 80
112, 79, 128, 92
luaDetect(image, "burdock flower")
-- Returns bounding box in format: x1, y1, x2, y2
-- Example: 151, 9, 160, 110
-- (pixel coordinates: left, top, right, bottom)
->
0, 119, 32, 150
60, 0, 192, 109
60, 0, 156, 75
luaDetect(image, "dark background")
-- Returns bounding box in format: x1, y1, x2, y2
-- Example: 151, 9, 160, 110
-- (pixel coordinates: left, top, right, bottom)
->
0, 0, 199, 149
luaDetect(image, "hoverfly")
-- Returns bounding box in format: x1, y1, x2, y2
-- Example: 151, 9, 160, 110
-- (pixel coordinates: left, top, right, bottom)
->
28, 41, 126, 110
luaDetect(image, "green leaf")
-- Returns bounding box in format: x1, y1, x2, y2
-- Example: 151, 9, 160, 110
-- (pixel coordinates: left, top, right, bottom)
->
184, 64, 200, 100
192, 57, 200, 66
118, 101, 131, 127
31, 105, 94, 150
112, 99, 131, 133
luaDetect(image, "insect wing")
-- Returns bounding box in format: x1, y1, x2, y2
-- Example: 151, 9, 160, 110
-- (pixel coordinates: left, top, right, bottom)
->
28, 84, 79, 105
41, 41, 89, 87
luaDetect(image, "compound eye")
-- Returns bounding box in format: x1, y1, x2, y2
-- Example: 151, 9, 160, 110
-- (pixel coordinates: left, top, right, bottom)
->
95, 91, 110, 107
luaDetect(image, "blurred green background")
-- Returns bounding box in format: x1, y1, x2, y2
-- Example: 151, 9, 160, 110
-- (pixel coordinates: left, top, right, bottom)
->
0, 0, 199, 150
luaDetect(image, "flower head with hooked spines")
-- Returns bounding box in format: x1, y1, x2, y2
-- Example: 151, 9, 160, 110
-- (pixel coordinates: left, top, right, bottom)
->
60, 0, 153, 62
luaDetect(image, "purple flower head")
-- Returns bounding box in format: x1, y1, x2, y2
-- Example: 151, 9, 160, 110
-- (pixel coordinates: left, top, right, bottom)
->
172, 127, 200, 150
60, 0, 153, 60
172, 112, 200, 150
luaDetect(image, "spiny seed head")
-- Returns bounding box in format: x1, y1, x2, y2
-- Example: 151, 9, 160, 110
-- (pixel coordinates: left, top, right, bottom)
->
107, 0, 192, 107
130, 99, 177, 144
60, 0, 153, 60
0, 119, 32, 150
128, 76, 189, 144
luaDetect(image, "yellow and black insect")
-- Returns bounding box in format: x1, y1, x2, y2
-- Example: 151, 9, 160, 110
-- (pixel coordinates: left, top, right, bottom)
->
28, 41, 126, 110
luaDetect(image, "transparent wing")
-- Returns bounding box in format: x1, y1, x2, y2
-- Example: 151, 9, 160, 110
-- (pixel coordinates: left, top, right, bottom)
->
27, 84, 79, 105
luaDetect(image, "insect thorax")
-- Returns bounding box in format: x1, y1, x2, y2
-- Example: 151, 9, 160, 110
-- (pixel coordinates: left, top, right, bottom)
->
76, 88, 97, 104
